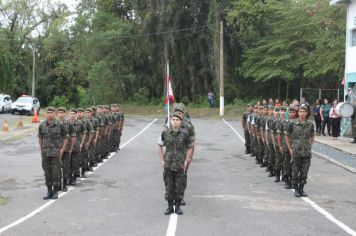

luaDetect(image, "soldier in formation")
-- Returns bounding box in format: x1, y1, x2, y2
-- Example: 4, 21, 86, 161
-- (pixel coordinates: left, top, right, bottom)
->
38, 104, 124, 199
245, 103, 314, 197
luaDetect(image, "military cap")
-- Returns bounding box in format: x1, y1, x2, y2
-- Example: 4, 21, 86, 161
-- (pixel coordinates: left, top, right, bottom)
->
288, 106, 298, 112
263, 105, 269, 109
171, 112, 182, 121
46, 106, 56, 112
97, 105, 103, 109
268, 105, 274, 110
247, 104, 252, 107
110, 104, 116, 107
91, 106, 97, 111
258, 105, 263, 109
280, 107, 287, 111
77, 108, 84, 112
174, 106, 185, 113
299, 105, 308, 112
57, 107, 67, 112
85, 107, 92, 112
69, 108, 77, 113
254, 105, 259, 109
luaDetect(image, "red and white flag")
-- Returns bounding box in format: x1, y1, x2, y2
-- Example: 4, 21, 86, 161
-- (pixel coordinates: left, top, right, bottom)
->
164, 75, 174, 106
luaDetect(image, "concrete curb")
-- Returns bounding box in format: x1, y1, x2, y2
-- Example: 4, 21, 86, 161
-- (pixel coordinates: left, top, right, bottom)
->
314, 139, 356, 157
312, 150, 356, 175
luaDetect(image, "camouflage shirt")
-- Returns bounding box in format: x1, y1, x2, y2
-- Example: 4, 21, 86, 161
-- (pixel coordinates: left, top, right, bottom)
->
71, 119, 87, 152
82, 118, 94, 142
58, 119, 76, 152
277, 119, 288, 150
265, 116, 274, 143
158, 127, 193, 171
181, 119, 196, 143
38, 119, 68, 157
285, 119, 314, 157
242, 112, 250, 128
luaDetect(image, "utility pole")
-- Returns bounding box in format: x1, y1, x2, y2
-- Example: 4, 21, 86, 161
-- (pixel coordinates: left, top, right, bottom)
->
219, 21, 224, 116
32, 45, 36, 97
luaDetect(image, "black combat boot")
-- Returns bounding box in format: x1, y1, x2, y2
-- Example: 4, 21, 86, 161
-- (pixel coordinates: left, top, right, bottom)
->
52, 187, 59, 199
180, 199, 186, 206
71, 176, 77, 185
274, 171, 280, 182
350, 138, 356, 144
164, 201, 174, 215
255, 157, 260, 164
284, 177, 292, 189
43, 186, 53, 200
299, 184, 307, 197
268, 170, 275, 177
175, 200, 183, 215
294, 184, 301, 197
62, 179, 68, 192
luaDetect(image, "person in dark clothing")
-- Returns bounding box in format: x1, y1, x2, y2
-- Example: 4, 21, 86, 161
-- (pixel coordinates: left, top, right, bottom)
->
320, 98, 331, 136
313, 99, 322, 135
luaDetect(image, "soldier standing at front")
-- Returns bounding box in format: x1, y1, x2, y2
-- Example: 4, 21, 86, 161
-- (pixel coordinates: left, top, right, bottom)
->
38, 107, 68, 199
285, 105, 314, 197
158, 113, 193, 215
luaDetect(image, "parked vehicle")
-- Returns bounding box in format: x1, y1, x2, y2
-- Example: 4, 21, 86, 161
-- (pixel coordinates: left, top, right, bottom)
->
0, 94, 12, 113
10, 95, 40, 115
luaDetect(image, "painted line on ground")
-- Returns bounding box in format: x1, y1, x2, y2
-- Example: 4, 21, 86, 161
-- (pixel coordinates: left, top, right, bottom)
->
166, 212, 178, 236
222, 119, 356, 236
0, 118, 158, 235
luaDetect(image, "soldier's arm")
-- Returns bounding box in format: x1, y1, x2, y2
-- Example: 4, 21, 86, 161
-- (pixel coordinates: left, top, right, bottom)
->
38, 126, 43, 149
309, 123, 315, 146
157, 132, 165, 166
284, 125, 293, 159
60, 124, 69, 158
94, 127, 100, 146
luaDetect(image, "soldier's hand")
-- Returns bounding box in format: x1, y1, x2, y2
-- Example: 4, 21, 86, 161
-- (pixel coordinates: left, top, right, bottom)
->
59, 148, 64, 158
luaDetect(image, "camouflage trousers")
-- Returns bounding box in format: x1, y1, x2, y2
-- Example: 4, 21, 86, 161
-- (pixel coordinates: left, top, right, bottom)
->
249, 134, 254, 155
282, 150, 292, 178
257, 139, 264, 162
81, 148, 89, 171
267, 143, 275, 170
88, 145, 95, 164
263, 142, 269, 164
112, 129, 119, 149
291, 156, 311, 185
244, 129, 250, 152
163, 168, 185, 201
252, 136, 258, 156
70, 151, 81, 177
274, 149, 283, 172
42, 155, 61, 187
61, 152, 71, 180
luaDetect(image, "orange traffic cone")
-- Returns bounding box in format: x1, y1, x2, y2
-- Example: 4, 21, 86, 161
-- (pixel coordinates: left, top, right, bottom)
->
2, 120, 9, 132
32, 109, 40, 123
17, 117, 24, 128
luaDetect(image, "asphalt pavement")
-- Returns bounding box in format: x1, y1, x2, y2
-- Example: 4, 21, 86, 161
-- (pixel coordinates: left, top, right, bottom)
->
0, 117, 355, 236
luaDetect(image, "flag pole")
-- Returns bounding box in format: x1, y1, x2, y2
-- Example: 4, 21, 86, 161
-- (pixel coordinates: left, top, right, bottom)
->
167, 61, 170, 127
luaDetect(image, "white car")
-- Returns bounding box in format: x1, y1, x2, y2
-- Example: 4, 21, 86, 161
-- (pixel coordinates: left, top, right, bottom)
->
11, 95, 40, 115
0, 94, 12, 113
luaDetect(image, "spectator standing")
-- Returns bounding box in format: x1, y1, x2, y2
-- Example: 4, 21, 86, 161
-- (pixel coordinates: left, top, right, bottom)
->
268, 98, 274, 106
208, 91, 214, 108
313, 99, 322, 135
275, 98, 281, 108
329, 99, 341, 140
320, 98, 331, 136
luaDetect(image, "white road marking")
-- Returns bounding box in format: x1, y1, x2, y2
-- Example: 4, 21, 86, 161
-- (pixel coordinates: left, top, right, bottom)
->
0, 119, 158, 235
166, 212, 178, 236
223, 119, 356, 236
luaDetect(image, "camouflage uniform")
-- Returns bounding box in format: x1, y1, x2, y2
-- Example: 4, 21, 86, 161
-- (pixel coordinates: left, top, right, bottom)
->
81, 116, 94, 174
158, 126, 193, 202
70, 118, 87, 179
58, 117, 76, 188
285, 117, 314, 191
256, 111, 266, 165
242, 108, 251, 153
89, 110, 100, 167
266, 112, 275, 175
38, 119, 68, 189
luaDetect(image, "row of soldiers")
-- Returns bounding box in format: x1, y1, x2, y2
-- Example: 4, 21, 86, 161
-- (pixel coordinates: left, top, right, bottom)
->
242, 104, 314, 197
38, 104, 124, 200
